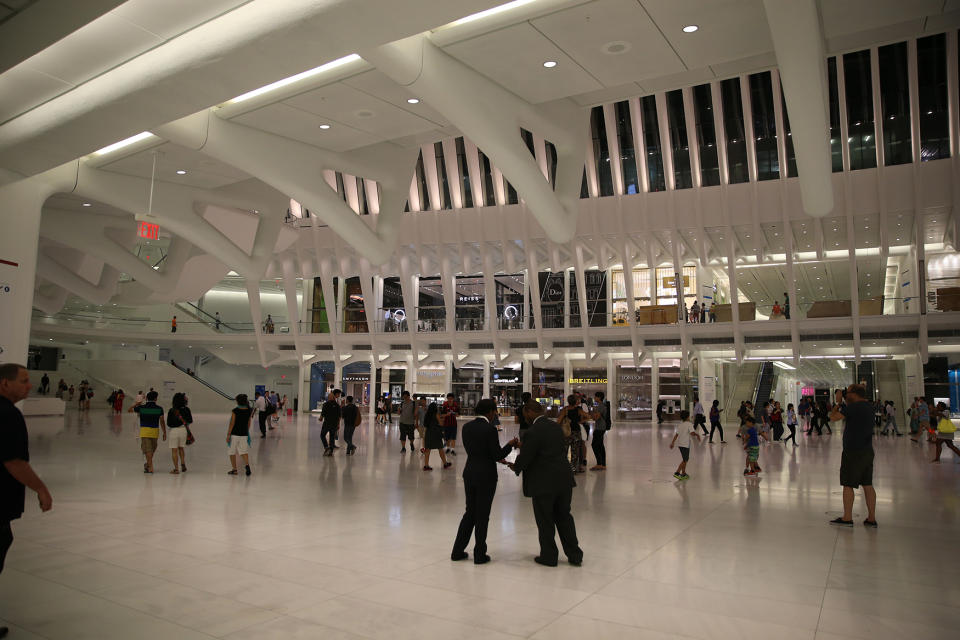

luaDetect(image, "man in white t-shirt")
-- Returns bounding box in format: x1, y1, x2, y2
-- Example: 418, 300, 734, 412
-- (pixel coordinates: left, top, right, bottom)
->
669, 410, 700, 480
254, 392, 268, 438
692, 394, 708, 436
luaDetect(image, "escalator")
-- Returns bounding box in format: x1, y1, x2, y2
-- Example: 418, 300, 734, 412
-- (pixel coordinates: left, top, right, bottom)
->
754, 362, 776, 409
169, 362, 233, 400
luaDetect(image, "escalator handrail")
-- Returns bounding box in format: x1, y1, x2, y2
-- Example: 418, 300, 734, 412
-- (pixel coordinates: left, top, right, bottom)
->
179, 302, 243, 331
169, 363, 233, 400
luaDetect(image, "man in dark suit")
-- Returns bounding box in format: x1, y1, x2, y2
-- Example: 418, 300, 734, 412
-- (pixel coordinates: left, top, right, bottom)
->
452, 398, 518, 564
512, 401, 583, 567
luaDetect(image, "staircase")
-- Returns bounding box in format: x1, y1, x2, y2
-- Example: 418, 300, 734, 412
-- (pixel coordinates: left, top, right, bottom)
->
754, 362, 776, 408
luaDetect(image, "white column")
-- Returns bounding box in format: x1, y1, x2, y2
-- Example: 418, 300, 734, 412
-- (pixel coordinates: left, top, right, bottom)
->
445, 357, 454, 395
563, 358, 572, 400
0, 176, 68, 363
369, 355, 378, 419
606, 356, 616, 408
762, 0, 834, 216
522, 271, 530, 329
298, 362, 310, 413
523, 359, 532, 394
699, 355, 717, 409
650, 356, 660, 422
334, 360, 343, 392
563, 268, 571, 328
482, 359, 491, 399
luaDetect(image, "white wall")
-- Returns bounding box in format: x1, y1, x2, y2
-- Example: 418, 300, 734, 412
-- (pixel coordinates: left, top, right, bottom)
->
166, 346, 298, 404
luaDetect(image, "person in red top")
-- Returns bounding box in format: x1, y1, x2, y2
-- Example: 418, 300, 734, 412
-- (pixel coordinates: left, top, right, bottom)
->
113, 388, 125, 415
440, 393, 460, 456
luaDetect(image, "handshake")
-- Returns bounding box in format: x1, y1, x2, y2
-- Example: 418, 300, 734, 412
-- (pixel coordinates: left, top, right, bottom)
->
498, 437, 521, 470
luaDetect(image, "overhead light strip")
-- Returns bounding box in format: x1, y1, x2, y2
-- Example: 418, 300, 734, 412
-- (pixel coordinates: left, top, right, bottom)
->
226, 53, 362, 104
448, 0, 537, 27
93, 131, 156, 156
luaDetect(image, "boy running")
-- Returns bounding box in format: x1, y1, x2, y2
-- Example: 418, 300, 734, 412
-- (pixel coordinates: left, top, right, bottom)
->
669, 410, 700, 480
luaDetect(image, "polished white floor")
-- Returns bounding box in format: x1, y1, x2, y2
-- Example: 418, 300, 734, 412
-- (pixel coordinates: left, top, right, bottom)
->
2, 409, 958, 640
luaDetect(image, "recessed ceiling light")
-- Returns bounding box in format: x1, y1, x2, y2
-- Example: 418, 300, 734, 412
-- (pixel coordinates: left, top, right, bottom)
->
319, 124, 331, 129
176, 169, 187, 175
682, 25, 699, 33
82, 202, 91, 207
407, 98, 420, 104
543, 60, 558, 68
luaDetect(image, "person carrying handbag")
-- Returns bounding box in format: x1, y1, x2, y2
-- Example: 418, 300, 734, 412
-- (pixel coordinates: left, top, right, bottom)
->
166, 393, 193, 474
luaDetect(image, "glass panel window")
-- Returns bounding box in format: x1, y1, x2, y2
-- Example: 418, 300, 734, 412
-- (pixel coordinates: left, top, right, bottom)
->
720, 78, 750, 183
569, 270, 607, 327
917, 33, 950, 161
545, 140, 558, 188
356, 177, 368, 214
580, 169, 589, 198
693, 84, 720, 186
415, 151, 430, 209
506, 180, 519, 205
614, 101, 639, 193
666, 90, 693, 189
335, 171, 347, 202
749, 71, 779, 180
478, 150, 496, 206
828, 57, 844, 172
521, 128, 535, 156
780, 92, 797, 177
640, 95, 666, 191
455, 137, 474, 208
878, 41, 912, 165
434, 141, 452, 209
590, 106, 615, 196
843, 50, 877, 170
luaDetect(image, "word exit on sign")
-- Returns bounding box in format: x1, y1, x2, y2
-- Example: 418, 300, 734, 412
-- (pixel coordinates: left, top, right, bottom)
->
137, 221, 160, 240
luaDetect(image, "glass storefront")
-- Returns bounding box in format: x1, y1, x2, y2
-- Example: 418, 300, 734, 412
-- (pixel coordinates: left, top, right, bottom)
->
491, 363, 523, 416
379, 277, 407, 332
616, 366, 652, 421
495, 274, 524, 330
454, 276, 485, 331
417, 276, 445, 331
569, 367, 607, 407
415, 365, 448, 405
309, 361, 335, 411
342, 361, 370, 407
569, 270, 607, 327
532, 365, 564, 408
536, 272, 565, 328
452, 363, 484, 414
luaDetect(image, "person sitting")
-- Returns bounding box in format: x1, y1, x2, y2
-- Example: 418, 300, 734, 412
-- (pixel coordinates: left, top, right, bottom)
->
771, 301, 782, 318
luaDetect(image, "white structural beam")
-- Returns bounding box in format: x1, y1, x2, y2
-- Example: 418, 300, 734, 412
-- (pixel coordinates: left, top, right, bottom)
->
362, 35, 587, 244
154, 112, 416, 266
762, 0, 834, 217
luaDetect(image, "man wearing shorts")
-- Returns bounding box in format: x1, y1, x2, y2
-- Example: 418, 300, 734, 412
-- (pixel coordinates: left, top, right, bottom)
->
398, 391, 416, 453
830, 384, 878, 527
134, 391, 165, 473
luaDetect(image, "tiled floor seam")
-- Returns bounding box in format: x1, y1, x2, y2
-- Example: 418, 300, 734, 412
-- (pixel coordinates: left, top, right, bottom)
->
813, 530, 841, 638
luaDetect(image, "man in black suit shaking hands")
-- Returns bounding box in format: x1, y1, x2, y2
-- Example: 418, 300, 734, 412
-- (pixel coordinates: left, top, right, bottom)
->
452, 398, 518, 564
511, 401, 583, 567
